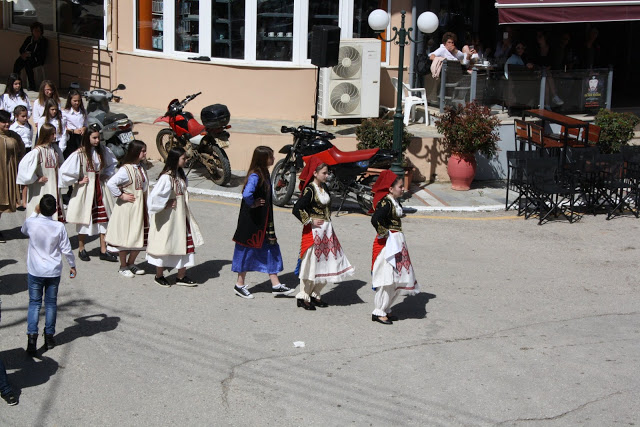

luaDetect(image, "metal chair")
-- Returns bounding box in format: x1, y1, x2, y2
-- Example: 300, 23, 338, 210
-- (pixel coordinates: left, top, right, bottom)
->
525, 157, 580, 224
505, 150, 538, 215
390, 77, 428, 126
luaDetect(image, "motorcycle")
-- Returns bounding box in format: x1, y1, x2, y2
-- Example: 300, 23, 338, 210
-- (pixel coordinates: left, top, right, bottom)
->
84, 83, 134, 160
154, 92, 232, 186
271, 125, 395, 214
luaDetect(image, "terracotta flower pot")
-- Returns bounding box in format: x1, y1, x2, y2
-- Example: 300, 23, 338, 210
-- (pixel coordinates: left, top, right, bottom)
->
447, 153, 476, 191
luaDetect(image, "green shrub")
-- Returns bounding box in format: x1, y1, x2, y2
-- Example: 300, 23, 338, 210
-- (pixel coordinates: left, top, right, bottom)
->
594, 109, 640, 154
355, 118, 413, 152
434, 102, 501, 158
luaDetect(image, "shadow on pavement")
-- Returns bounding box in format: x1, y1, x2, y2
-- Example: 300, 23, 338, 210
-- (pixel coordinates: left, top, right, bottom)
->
1, 348, 59, 396
0, 226, 27, 243
392, 292, 436, 320
54, 314, 121, 346
177, 259, 231, 285
322, 279, 367, 306
0, 273, 28, 296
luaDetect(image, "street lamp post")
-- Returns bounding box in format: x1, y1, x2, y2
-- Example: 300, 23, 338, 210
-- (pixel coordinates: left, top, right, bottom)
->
368, 9, 438, 178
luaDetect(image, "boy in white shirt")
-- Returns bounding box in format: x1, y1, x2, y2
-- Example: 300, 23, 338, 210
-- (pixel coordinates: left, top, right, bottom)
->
21, 194, 76, 356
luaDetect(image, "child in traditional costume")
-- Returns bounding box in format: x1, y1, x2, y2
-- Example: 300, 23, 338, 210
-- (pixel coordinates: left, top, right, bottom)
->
16, 123, 64, 221
105, 140, 149, 278
370, 170, 419, 325
146, 147, 203, 288
58, 123, 118, 262
231, 146, 293, 299
292, 157, 354, 310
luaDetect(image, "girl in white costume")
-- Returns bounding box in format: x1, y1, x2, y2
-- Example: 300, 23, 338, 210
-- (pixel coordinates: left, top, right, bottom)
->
105, 140, 149, 278
146, 147, 203, 287
370, 170, 420, 325
58, 124, 118, 262
16, 123, 64, 221
292, 157, 354, 310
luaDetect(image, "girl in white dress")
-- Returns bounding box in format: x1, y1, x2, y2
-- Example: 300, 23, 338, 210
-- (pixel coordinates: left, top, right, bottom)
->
32, 80, 61, 126
146, 147, 203, 287
105, 141, 149, 278
2, 74, 32, 121
16, 123, 64, 221
370, 170, 420, 325
37, 98, 68, 153
59, 124, 118, 263
292, 157, 354, 310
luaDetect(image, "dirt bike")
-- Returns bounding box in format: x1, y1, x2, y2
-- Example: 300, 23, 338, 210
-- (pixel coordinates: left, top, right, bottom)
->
154, 92, 232, 186
272, 125, 395, 214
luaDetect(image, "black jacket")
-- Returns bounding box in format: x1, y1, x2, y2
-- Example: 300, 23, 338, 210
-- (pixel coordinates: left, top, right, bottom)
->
19, 36, 48, 66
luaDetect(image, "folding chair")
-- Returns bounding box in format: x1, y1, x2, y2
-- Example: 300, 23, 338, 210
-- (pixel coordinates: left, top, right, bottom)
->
505, 150, 538, 215
525, 157, 580, 224
592, 153, 639, 220
513, 119, 529, 151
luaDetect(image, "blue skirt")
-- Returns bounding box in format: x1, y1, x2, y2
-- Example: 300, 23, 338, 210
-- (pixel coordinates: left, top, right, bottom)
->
231, 242, 283, 274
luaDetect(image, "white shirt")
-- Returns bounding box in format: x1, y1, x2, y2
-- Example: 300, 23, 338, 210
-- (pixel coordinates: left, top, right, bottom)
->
2, 93, 32, 120
21, 212, 76, 277
430, 44, 465, 61
9, 121, 34, 148
107, 164, 148, 197
37, 116, 69, 152
58, 146, 118, 187
32, 99, 62, 126
63, 108, 87, 131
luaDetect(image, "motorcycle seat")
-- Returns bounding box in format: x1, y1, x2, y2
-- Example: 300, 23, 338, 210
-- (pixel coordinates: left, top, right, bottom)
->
324, 147, 379, 165
188, 120, 206, 136
103, 113, 128, 125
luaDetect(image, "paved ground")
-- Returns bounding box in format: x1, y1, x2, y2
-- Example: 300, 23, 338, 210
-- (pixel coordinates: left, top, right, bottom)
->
0, 194, 639, 426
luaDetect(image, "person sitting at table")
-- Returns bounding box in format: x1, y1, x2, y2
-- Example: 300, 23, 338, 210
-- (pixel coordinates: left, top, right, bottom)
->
533, 31, 564, 106
504, 41, 534, 79
429, 32, 473, 63
12, 22, 48, 92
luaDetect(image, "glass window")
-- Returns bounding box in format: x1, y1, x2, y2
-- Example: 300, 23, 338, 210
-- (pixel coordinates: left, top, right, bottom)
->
57, 0, 105, 39
256, 0, 294, 62
353, 0, 387, 61
11, 0, 56, 32
307, 2, 339, 60
137, 0, 163, 51
212, 0, 245, 59
175, 0, 199, 52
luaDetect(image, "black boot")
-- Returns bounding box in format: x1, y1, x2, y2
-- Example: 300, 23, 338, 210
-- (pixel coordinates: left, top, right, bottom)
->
44, 334, 56, 350
26, 334, 38, 356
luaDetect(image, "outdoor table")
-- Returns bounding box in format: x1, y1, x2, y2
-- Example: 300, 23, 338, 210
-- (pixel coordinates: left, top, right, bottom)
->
523, 109, 589, 165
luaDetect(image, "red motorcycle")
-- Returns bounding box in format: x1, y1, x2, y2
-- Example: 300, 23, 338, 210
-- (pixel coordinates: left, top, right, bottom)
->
154, 92, 232, 186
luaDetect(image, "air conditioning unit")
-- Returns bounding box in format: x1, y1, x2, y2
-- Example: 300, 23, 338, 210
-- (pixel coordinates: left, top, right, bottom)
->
317, 38, 381, 120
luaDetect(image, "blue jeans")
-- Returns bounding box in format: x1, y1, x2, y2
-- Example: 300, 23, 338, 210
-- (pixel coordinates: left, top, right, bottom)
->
27, 274, 60, 335
0, 359, 11, 396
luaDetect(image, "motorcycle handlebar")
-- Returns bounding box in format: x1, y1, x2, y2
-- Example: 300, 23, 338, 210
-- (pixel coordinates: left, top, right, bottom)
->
280, 125, 335, 140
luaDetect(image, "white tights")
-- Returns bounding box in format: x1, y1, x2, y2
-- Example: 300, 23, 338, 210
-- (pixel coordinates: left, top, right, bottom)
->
372, 285, 400, 316
296, 279, 327, 302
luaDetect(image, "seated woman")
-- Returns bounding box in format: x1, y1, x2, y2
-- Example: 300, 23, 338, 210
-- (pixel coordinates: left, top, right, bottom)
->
429, 32, 471, 62
13, 22, 48, 92
504, 41, 534, 79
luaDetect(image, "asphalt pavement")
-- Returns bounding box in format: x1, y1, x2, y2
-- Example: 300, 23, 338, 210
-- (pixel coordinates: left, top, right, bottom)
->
0, 191, 639, 426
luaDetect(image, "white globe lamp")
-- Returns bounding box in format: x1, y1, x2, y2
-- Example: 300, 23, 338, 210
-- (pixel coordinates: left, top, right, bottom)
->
368, 9, 389, 33
417, 11, 439, 34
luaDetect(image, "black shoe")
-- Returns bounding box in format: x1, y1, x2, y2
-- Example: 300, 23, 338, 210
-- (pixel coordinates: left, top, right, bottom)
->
296, 298, 316, 310
176, 276, 197, 287
387, 314, 398, 321
16, 206, 26, 211
99, 251, 118, 262
154, 276, 171, 288
78, 249, 90, 262
371, 314, 393, 325
1, 392, 18, 406
0, 231, 5, 243
44, 334, 56, 350
234, 285, 254, 299
310, 297, 329, 308
26, 334, 38, 356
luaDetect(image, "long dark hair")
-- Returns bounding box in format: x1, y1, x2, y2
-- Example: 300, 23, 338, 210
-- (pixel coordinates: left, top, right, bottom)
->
4, 74, 28, 101
159, 147, 187, 182
243, 145, 273, 190
65, 89, 86, 115
37, 79, 60, 106
36, 123, 56, 147
43, 98, 63, 136
81, 124, 104, 172
120, 140, 147, 165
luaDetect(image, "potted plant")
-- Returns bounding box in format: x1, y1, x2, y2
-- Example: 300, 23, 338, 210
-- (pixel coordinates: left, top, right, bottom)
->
594, 109, 640, 154
434, 102, 501, 190
355, 118, 415, 183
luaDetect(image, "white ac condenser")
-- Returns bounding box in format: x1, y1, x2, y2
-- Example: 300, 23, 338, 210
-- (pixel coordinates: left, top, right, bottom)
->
317, 38, 381, 120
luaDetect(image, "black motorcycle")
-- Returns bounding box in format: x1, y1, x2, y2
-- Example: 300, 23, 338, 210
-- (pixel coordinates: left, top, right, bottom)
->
271, 125, 395, 214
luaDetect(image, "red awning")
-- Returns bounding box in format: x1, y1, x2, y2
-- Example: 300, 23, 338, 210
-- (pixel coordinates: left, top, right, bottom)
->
496, 0, 640, 24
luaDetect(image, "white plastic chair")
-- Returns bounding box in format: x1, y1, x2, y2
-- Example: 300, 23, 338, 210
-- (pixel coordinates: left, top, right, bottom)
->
390, 77, 429, 126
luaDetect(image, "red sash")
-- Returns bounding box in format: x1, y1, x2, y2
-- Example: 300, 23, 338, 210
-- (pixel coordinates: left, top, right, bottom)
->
299, 223, 314, 258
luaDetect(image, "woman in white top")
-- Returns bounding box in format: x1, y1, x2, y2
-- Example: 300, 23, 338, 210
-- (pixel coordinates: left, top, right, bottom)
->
105, 140, 149, 278
147, 147, 203, 287
31, 79, 61, 126
2, 74, 32, 121
59, 123, 118, 263
16, 123, 64, 221
37, 98, 68, 154
62, 89, 87, 159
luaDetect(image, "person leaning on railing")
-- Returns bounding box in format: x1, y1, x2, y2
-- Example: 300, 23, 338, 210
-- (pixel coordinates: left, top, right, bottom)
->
429, 32, 474, 63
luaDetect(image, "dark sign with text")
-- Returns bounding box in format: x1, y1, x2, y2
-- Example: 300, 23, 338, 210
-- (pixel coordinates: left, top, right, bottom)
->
584, 73, 604, 109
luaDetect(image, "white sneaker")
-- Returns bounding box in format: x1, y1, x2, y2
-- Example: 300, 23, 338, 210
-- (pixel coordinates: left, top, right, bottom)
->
128, 265, 145, 275
552, 95, 564, 106
119, 268, 135, 278
272, 284, 295, 296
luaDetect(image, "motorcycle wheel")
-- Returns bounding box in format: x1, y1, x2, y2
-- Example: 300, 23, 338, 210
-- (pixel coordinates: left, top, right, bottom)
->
271, 159, 296, 206
156, 128, 178, 160
201, 145, 231, 186
356, 175, 378, 215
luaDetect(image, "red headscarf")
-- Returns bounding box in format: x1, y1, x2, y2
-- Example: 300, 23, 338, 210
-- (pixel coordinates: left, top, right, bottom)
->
298, 156, 324, 192
371, 170, 399, 211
